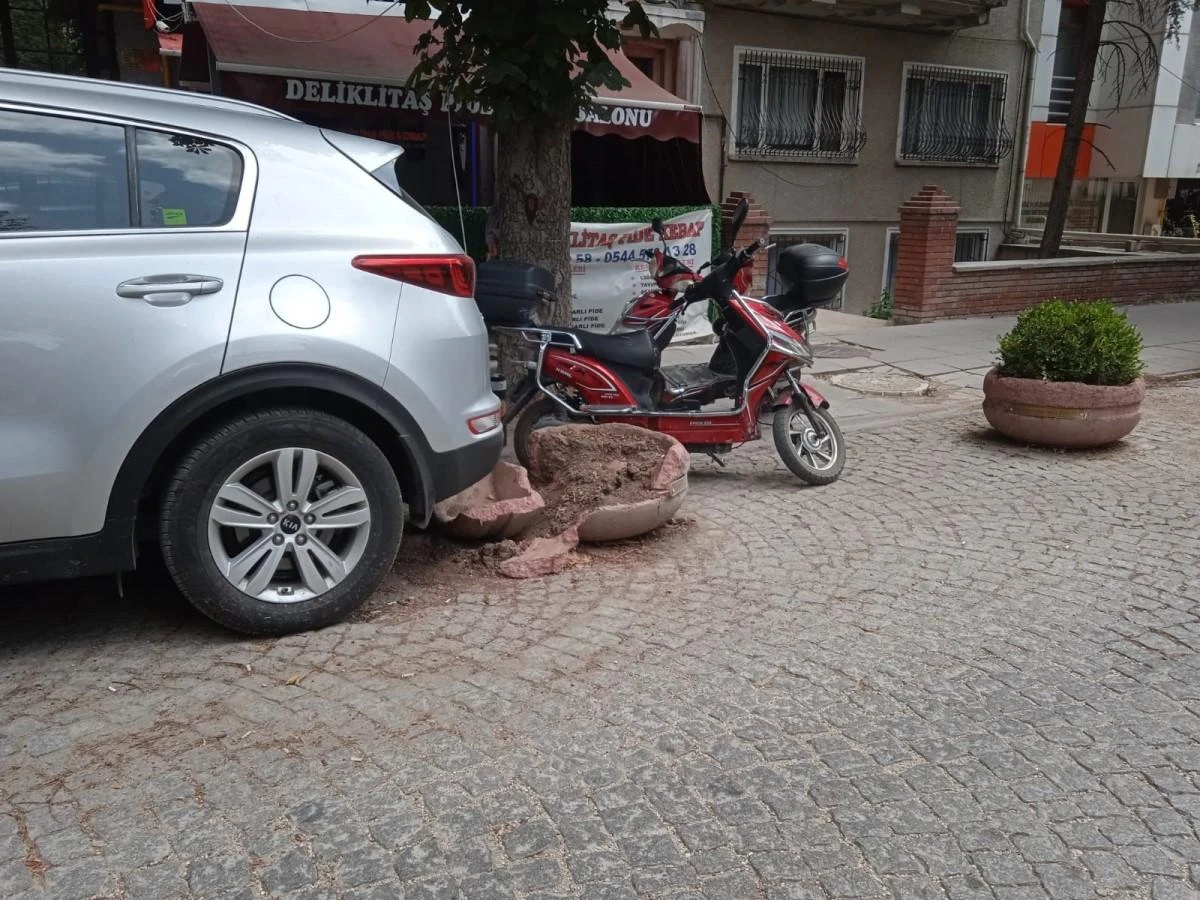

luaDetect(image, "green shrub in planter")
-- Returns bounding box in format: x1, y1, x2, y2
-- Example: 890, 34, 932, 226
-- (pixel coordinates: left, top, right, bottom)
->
997, 299, 1144, 386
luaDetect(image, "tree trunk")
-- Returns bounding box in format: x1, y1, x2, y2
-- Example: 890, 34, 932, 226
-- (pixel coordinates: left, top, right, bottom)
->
1039, 0, 1108, 258
494, 118, 573, 327
490, 118, 572, 390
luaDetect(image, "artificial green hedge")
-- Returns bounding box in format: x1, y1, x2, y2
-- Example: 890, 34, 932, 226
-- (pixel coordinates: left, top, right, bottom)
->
427, 204, 724, 263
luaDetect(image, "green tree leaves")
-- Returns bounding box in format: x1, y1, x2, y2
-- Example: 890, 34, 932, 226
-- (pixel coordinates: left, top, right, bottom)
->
403, 1, 656, 130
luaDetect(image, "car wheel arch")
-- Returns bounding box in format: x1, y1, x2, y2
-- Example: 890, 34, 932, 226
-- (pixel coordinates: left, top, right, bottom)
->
108, 364, 436, 567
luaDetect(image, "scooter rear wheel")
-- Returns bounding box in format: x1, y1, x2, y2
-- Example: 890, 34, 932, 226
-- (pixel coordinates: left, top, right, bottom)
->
511, 395, 569, 470
773, 403, 845, 485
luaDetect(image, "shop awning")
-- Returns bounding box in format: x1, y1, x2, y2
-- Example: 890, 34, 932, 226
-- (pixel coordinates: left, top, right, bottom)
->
187, 2, 700, 143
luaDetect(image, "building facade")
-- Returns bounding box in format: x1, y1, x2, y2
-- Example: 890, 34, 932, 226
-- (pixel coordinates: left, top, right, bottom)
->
697, 0, 1041, 313
1022, 0, 1200, 236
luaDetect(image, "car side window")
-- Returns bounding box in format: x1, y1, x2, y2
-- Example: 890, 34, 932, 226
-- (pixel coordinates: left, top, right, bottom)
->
135, 130, 243, 229
0, 109, 131, 233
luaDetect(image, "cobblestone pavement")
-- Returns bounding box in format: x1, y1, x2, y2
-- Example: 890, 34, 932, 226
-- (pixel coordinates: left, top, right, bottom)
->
3, 386, 1200, 900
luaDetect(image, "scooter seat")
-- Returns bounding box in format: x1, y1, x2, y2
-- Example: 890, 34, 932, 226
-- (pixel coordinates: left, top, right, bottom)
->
564, 328, 658, 371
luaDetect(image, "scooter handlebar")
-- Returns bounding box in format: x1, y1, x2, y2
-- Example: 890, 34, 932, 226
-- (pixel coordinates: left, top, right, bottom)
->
683, 240, 762, 304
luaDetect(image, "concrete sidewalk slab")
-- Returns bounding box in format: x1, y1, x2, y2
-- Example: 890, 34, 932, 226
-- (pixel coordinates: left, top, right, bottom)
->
658, 301, 1200, 432
811, 300, 1200, 381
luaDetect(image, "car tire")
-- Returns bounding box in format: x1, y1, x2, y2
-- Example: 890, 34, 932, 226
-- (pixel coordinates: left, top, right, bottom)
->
160, 408, 403, 635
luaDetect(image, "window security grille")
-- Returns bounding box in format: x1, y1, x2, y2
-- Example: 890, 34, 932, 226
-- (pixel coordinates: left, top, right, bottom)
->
735, 49, 867, 162
900, 64, 1013, 164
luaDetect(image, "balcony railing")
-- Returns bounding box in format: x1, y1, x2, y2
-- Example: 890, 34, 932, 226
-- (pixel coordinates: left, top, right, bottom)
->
712, 0, 1008, 34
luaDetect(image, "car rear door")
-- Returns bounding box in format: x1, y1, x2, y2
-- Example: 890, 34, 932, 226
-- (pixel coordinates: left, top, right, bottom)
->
0, 108, 253, 543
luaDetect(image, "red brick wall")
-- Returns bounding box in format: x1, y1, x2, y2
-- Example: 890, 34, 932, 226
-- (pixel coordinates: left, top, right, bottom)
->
721, 191, 771, 295
893, 186, 1200, 323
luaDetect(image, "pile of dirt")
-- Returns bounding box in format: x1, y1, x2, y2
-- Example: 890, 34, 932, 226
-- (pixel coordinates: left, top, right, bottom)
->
524, 425, 674, 539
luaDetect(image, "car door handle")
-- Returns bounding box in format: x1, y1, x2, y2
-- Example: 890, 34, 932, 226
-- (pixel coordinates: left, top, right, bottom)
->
117, 274, 224, 307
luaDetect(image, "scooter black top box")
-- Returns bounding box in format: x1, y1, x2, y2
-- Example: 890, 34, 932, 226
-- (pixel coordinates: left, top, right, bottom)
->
772, 244, 848, 312
474, 261, 556, 327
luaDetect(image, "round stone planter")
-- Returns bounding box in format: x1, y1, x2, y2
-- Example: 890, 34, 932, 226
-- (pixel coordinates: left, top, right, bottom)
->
982, 368, 1146, 449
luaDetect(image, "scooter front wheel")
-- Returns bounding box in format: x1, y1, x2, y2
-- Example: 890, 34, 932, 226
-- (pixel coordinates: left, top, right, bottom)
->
511, 395, 569, 470
773, 403, 846, 485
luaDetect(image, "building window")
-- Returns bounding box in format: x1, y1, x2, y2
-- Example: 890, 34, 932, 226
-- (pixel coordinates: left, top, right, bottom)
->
767, 230, 848, 309
0, 0, 86, 73
955, 229, 989, 262
883, 227, 989, 295
624, 37, 677, 95
898, 63, 1013, 165
734, 48, 866, 162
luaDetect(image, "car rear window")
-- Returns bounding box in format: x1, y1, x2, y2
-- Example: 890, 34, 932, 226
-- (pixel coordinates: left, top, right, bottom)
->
370, 158, 436, 223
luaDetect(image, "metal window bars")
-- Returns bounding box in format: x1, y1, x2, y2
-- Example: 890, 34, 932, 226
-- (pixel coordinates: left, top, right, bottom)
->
735, 50, 867, 161
900, 64, 1013, 165
954, 230, 988, 262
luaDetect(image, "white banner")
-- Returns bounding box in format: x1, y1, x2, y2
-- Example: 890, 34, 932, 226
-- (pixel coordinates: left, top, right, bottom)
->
568, 209, 714, 344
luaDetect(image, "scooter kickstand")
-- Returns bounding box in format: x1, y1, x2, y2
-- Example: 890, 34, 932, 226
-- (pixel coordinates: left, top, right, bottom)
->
707, 452, 727, 468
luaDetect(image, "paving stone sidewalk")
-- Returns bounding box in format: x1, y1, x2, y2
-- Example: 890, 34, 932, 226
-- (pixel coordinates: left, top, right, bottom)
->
2, 385, 1200, 899
667, 301, 1200, 431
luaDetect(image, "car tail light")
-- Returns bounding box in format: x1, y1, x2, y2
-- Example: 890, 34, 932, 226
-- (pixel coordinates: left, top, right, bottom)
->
468, 409, 501, 435
352, 254, 476, 299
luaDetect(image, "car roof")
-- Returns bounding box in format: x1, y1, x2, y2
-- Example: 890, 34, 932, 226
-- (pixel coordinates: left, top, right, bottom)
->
0, 68, 303, 140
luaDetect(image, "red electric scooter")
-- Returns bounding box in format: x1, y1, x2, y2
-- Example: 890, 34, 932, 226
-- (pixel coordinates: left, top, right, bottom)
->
479, 201, 848, 485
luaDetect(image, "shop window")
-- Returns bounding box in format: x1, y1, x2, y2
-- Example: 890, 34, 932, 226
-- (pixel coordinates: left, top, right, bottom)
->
0, 110, 129, 233
733, 48, 866, 162
135, 130, 243, 228
899, 63, 1013, 165
1020, 178, 1139, 234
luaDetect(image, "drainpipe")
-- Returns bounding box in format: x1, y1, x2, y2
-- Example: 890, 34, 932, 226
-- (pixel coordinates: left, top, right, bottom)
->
1008, 0, 1039, 237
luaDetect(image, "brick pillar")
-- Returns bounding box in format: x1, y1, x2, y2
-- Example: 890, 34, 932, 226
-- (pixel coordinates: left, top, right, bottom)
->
721, 191, 771, 295
893, 186, 960, 323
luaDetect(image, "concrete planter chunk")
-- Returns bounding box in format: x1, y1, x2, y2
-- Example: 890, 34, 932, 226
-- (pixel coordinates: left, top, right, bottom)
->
432, 462, 545, 540
982, 368, 1146, 448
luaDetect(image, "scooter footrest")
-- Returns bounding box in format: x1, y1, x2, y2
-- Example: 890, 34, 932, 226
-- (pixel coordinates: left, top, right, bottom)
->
661, 363, 722, 390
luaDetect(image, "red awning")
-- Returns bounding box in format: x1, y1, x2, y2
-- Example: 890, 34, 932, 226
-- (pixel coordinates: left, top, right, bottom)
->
189, 2, 699, 143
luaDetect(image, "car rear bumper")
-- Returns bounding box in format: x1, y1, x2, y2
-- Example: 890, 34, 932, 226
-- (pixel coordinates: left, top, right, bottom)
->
426, 431, 503, 503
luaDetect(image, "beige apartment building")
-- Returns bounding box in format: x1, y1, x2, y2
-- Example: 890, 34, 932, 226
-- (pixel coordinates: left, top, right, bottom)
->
687, 0, 1042, 313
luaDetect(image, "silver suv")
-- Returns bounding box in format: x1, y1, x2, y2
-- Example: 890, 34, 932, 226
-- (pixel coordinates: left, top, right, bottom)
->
0, 70, 502, 634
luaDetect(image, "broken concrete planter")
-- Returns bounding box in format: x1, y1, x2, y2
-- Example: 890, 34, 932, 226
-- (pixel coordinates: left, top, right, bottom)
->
982, 368, 1145, 449
575, 442, 690, 543
432, 461, 545, 540
527, 424, 692, 544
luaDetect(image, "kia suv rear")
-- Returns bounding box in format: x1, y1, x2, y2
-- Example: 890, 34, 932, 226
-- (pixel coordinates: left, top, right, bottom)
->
0, 70, 501, 634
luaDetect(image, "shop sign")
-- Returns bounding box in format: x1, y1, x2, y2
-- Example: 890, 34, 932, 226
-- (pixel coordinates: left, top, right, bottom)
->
569, 209, 713, 343
279, 77, 668, 134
